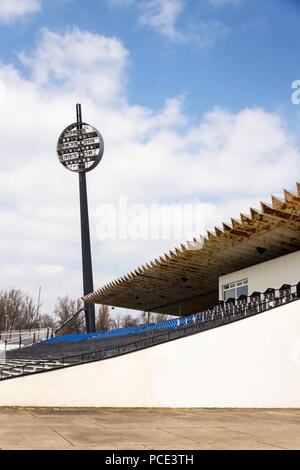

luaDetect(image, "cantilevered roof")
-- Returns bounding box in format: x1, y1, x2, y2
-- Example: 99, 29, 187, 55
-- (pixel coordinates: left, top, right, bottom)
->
84, 184, 300, 316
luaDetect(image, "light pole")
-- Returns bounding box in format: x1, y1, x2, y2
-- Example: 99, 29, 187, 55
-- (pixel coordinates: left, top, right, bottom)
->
57, 104, 104, 333
37, 286, 41, 317
4, 314, 8, 342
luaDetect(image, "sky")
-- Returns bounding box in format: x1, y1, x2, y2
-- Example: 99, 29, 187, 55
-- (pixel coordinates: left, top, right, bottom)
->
1, 0, 300, 317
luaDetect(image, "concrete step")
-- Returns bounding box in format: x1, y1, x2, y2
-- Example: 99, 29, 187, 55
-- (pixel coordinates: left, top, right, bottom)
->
0, 360, 64, 367
0, 369, 23, 377
0, 361, 65, 380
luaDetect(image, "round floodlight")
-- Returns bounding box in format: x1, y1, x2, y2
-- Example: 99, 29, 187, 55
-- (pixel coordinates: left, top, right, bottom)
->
57, 122, 104, 173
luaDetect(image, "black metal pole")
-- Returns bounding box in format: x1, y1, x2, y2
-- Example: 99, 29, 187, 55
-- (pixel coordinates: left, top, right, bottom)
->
77, 104, 96, 333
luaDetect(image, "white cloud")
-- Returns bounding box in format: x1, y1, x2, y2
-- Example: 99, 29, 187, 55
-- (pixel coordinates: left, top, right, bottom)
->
0, 264, 65, 279
138, 0, 228, 46
139, 0, 185, 41
0, 0, 41, 23
19, 28, 129, 104
0, 27, 299, 315
103, 0, 227, 46
187, 19, 229, 47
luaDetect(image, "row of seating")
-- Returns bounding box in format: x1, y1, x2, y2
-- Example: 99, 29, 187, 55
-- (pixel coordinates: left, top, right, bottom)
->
222, 283, 298, 306
43, 282, 300, 344
44, 314, 205, 343
204, 283, 299, 321
45, 331, 106, 343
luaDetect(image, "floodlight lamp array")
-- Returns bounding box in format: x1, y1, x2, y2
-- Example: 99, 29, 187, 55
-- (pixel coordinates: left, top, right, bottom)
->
57, 122, 104, 173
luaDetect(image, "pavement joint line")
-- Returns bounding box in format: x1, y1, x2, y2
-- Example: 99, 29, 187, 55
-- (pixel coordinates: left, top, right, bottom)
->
217, 426, 288, 450
28, 411, 41, 419
97, 425, 214, 429
155, 426, 201, 444
90, 422, 106, 430
134, 443, 149, 450
159, 424, 289, 450
267, 411, 300, 417
93, 425, 146, 430
51, 428, 76, 447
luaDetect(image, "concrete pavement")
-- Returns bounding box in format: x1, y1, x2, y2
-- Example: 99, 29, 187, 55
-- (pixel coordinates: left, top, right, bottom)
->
0, 407, 299, 450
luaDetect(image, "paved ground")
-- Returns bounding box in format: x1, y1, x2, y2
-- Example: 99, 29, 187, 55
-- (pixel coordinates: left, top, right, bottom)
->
0, 407, 299, 450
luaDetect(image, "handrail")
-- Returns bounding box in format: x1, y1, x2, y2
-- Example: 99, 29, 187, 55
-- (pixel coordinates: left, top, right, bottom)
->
0, 328, 54, 352
54, 308, 85, 336
0, 328, 53, 341
39, 286, 300, 364
44, 283, 300, 344
1, 285, 299, 381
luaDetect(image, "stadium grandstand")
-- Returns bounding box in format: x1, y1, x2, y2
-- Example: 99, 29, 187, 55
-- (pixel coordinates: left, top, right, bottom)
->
1, 183, 300, 408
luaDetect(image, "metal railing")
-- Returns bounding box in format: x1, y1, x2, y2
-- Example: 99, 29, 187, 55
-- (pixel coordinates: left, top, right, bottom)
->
49, 285, 300, 365
0, 328, 53, 352
54, 308, 84, 336
55, 284, 299, 367
0, 283, 299, 381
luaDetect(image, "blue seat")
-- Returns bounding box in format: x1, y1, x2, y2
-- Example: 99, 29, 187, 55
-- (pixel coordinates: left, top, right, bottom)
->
43, 313, 202, 343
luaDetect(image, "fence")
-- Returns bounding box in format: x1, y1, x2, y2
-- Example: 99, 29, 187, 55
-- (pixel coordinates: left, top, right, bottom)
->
0, 328, 53, 353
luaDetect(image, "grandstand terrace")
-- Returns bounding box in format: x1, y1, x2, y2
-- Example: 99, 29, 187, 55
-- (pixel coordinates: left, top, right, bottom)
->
2, 281, 299, 380
1, 183, 300, 408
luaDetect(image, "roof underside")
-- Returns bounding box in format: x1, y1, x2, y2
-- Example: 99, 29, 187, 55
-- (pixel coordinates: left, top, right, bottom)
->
84, 184, 300, 316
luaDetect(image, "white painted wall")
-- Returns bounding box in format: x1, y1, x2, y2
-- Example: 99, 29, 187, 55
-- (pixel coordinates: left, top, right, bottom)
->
1, 300, 300, 408
219, 250, 300, 300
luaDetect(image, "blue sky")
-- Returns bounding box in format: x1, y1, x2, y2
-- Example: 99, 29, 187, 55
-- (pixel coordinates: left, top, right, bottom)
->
1, 0, 300, 117
1, 0, 300, 315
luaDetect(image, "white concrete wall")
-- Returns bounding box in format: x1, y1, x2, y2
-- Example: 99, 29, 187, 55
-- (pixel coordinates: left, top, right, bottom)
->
1, 300, 300, 408
219, 250, 300, 300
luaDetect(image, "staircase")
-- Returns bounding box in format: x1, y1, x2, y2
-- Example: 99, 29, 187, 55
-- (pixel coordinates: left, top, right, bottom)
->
0, 359, 65, 380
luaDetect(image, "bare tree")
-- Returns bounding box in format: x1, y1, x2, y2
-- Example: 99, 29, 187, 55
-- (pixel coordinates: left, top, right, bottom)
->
54, 296, 85, 336
39, 314, 57, 329
0, 288, 40, 331
154, 313, 168, 323
96, 305, 115, 331
122, 313, 140, 328
113, 313, 123, 329
139, 311, 155, 325
139, 311, 168, 325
